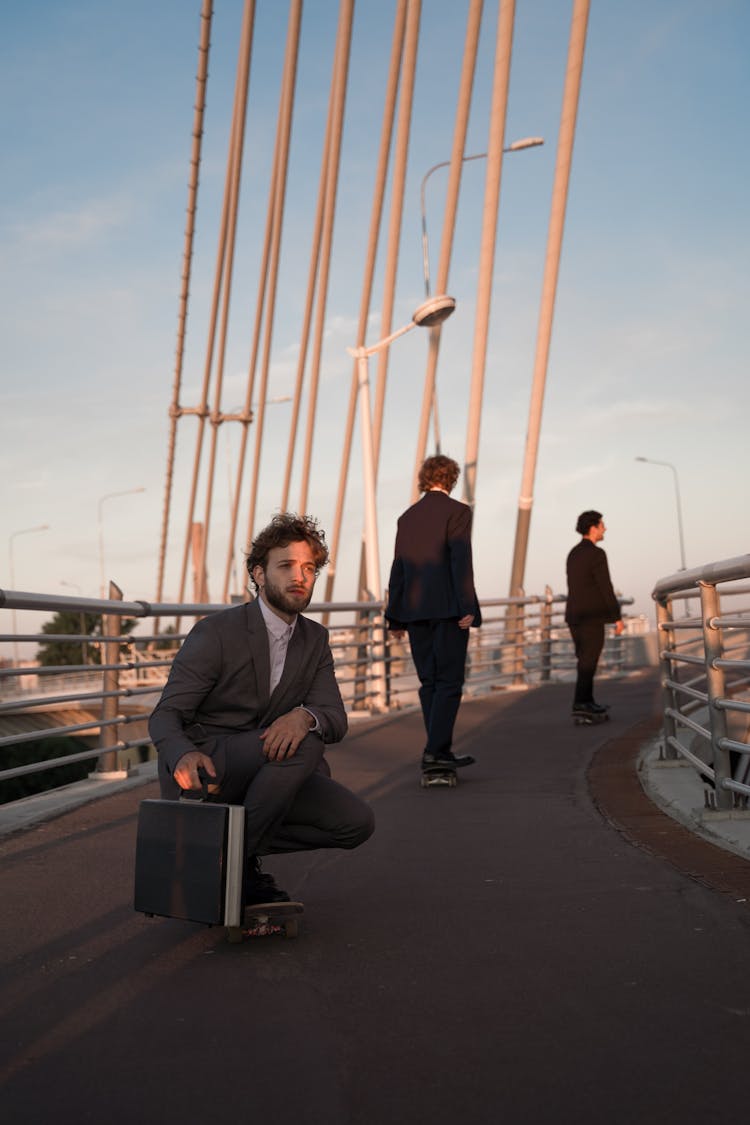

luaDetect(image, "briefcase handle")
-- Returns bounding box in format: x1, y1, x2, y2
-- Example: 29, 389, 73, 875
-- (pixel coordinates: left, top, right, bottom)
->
179, 767, 212, 803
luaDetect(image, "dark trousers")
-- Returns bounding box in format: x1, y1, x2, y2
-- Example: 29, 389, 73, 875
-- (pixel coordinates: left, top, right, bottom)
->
160, 729, 374, 859
568, 621, 605, 705
407, 618, 469, 758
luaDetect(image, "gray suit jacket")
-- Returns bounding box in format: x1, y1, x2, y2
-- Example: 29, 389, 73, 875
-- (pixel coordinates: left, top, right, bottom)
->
149, 599, 347, 781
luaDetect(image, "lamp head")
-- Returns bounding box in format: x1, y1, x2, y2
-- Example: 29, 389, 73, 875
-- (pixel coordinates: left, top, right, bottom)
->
507, 136, 544, 151
412, 294, 456, 328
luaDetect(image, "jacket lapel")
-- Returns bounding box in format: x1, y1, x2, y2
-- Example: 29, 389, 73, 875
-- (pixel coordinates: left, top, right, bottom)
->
246, 599, 271, 710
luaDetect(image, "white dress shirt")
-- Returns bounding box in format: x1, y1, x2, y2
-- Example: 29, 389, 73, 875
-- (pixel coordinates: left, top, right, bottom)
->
257, 596, 319, 731
257, 596, 295, 693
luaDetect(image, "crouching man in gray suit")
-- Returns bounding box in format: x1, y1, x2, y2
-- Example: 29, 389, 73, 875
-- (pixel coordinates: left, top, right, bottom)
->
149, 512, 375, 905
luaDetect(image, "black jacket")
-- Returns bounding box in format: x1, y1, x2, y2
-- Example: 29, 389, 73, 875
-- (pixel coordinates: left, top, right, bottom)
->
565, 538, 621, 626
385, 490, 481, 629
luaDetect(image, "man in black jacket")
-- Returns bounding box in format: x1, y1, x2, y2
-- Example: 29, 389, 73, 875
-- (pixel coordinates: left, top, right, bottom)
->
385, 455, 481, 769
565, 510, 623, 718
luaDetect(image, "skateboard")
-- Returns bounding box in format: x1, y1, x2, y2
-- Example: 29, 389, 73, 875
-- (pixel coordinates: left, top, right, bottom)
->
572, 708, 610, 726
421, 764, 458, 788
226, 900, 304, 942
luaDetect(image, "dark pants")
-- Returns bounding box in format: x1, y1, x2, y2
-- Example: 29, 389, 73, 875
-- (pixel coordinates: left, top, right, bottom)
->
160, 729, 374, 859
407, 618, 469, 758
568, 621, 605, 705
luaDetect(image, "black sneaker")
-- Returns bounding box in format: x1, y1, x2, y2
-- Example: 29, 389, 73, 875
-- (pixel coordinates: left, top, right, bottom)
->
572, 701, 604, 716
421, 751, 475, 770
245, 856, 290, 905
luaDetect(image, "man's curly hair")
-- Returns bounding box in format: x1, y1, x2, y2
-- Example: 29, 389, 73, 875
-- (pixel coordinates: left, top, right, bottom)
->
245, 513, 329, 592
418, 454, 460, 494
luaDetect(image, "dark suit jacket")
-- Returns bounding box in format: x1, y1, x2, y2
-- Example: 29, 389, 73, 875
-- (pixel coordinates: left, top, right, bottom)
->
565, 539, 621, 626
385, 490, 481, 629
149, 599, 347, 781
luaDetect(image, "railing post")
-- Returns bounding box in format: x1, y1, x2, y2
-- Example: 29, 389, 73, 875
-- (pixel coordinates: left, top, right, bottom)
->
540, 586, 553, 682
513, 599, 526, 686
656, 595, 678, 761
92, 581, 129, 779
699, 580, 733, 811
367, 608, 387, 713
351, 607, 369, 712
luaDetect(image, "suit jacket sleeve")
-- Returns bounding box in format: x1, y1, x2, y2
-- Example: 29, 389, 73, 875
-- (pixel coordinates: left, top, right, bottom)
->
264, 617, 347, 744
447, 502, 480, 622
593, 550, 622, 623
148, 615, 228, 776
385, 553, 406, 630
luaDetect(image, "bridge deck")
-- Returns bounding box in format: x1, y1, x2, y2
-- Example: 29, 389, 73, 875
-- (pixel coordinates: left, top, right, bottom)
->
1, 672, 749, 1125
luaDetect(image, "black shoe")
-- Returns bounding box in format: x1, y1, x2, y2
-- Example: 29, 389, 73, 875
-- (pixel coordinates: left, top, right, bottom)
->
422, 751, 475, 770
572, 701, 607, 717
590, 700, 609, 713
245, 856, 290, 906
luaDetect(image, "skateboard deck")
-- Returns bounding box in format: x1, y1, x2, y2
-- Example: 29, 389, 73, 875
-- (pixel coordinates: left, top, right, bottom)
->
227, 900, 304, 942
572, 709, 610, 726
421, 765, 458, 788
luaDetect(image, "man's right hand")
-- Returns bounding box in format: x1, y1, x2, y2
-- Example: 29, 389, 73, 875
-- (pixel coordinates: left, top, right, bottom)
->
173, 750, 218, 793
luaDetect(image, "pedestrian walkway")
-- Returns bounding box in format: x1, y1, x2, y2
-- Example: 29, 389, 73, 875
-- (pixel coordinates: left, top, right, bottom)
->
1, 671, 749, 1125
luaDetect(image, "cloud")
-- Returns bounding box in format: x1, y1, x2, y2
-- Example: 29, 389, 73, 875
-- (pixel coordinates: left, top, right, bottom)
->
8, 195, 131, 252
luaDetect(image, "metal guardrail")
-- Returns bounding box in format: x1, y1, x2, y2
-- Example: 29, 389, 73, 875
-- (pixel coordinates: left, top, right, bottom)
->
0, 586, 635, 801
652, 554, 750, 811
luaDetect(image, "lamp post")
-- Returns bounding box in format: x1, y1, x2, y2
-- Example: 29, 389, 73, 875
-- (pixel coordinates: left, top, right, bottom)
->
635, 455, 688, 571
347, 295, 455, 712
8, 523, 50, 666
98, 488, 146, 598
419, 136, 544, 298
347, 295, 456, 603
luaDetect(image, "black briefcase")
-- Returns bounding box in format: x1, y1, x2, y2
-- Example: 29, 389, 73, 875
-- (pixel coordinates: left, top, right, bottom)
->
133, 797, 246, 927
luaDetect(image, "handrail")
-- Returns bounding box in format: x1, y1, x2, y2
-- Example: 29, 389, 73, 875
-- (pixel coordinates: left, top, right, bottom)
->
652, 554, 750, 812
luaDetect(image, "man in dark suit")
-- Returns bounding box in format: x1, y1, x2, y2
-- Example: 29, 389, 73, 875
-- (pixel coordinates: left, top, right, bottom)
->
565, 510, 624, 717
149, 513, 374, 904
385, 455, 481, 769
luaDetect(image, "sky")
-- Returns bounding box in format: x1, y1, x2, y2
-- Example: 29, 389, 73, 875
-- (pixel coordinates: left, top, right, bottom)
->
1, 0, 748, 649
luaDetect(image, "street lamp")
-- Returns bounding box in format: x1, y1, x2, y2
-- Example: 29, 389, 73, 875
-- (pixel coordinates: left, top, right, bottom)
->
8, 523, 50, 666
420, 136, 544, 297
98, 488, 146, 598
634, 458, 687, 571
347, 295, 456, 602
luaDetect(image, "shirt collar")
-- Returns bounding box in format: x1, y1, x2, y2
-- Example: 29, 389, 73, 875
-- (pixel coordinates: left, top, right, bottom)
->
257, 595, 297, 639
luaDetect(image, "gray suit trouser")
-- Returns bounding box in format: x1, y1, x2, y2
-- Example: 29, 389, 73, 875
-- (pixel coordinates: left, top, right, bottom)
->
205, 729, 374, 858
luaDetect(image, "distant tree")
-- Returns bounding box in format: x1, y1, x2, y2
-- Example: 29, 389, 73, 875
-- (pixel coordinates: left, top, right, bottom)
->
153, 624, 180, 651
36, 611, 136, 667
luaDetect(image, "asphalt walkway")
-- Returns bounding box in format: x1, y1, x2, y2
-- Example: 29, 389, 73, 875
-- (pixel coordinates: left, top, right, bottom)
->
1, 671, 749, 1125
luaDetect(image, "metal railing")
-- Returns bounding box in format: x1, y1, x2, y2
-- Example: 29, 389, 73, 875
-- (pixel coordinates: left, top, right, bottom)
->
0, 586, 635, 802
652, 554, 750, 811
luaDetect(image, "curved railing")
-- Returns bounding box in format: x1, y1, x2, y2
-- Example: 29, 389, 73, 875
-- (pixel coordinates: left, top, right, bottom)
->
652, 554, 750, 810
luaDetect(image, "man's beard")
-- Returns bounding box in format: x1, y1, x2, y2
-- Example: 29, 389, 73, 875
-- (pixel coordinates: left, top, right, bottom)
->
262, 576, 313, 617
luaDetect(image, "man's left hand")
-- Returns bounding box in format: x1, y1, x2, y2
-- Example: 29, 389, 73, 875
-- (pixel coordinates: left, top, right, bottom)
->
458, 614, 474, 629
260, 707, 315, 760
